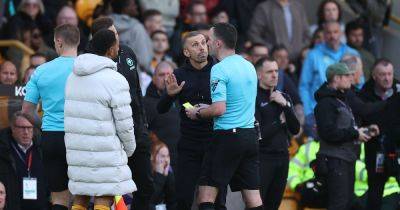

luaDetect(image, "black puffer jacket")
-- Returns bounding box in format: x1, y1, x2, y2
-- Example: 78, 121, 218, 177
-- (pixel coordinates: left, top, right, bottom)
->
314, 83, 360, 162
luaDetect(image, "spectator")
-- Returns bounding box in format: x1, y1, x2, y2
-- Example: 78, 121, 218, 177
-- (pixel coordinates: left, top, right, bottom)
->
2, 0, 50, 39
144, 61, 180, 169
22, 66, 35, 84
314, 63, 378, 210
149, 133, 177, 210
345, 20, 375, 80
46, 5, 89, 53
65, 29, 136, 210
346, 0, 391, 57
341, 54, 364, 89
0, 61, 18, 85
138, 0, 179, 36
219, 0, 265, 51
143, 9, 165, 36
90, 17, 155, 210
358, 59, 400, 210
248, 43, 269, 64
150, 30, 173, 74
180, 0, 220, 18
30, 24, 57, 60
0, 181, 4, 210
310, 0, 346, 43
299, 21, 360, 138
310, 26, 324, 49
29, 53, 46, 67
248, 0, 310, 60
271, 44, 298, 85
254, 57, 300, 210
22, 24, 80, 210
210, 7, 229, 24
0, 111, 47, 210
110, 0, 153, 73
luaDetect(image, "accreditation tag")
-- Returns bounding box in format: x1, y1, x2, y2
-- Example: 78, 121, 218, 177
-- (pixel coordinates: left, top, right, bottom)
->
183, 102, 194, 109
23, 177, 37, 200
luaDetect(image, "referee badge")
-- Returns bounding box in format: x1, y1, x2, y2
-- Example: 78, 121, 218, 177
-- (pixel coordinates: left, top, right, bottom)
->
211, 80, 219, 92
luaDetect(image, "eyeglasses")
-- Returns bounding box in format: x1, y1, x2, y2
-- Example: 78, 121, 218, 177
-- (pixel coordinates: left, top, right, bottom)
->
14, 125, 34, 131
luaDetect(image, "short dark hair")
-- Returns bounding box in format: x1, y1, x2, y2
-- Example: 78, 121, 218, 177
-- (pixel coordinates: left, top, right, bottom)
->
192, 23, 211, 31
212, 22, 237, 49
345, 20, 363, 37
249, 43, 268, 55
90, 29, 117, 56
143, 9, 162, 22
317, 0, 342, 26
10, 111, 34, 127
30, 52, 46, 60
254, 56, 275, 71
181, 31, 204, 47
372, 58, 393, 72
270, 44, 288, 56
187, 0, 205, 14
111, 0, 130, 14
92, 17, 114, 35
54, 24, 80, 47
151, 30, 168, 39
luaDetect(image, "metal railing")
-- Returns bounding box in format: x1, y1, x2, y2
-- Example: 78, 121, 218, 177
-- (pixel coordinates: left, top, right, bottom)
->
0, 40, 35, 78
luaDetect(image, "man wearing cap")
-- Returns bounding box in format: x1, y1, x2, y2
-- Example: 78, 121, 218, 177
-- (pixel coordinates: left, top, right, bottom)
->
314, 63, 379, 210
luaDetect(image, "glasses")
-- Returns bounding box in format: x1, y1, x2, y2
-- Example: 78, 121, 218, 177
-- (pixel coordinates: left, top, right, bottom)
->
14, 125, 34, 131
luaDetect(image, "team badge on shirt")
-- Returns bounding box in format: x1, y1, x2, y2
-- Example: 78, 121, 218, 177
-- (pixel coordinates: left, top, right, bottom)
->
126, 58, 136, 70
211, 80, 219, 92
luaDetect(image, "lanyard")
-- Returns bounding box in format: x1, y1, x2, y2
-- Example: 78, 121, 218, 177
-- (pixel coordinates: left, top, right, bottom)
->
11, 143, 33, 177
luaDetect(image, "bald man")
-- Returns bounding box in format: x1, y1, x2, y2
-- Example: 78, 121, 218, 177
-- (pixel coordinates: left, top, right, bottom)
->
0, 61, 18, 85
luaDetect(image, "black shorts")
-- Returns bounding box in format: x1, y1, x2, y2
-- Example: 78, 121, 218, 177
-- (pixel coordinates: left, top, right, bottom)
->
41, 131, 68, 192
198, 128, 260, 192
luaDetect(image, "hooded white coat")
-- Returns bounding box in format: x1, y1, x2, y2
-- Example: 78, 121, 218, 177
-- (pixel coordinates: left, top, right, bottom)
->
64, 53, 136, 196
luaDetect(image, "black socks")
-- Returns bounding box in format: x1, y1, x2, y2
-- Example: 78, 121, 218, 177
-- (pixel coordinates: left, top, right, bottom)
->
199, 202, 216, 210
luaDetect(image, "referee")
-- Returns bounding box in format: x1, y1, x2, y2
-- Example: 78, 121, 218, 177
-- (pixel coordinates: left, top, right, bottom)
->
186, 23, 263, 210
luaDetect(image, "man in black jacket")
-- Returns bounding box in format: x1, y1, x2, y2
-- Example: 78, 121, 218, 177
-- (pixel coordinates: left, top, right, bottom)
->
358, 58, 400, 210
144, 61, 180, 170
254, 57, 300, 210
157, 31, 226, 210
314, 63, 378, 210
0, 111, 47, 210
91, 17, 154, 210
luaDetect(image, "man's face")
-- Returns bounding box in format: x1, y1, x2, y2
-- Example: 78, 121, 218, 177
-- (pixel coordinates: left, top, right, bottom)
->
207, 28, 219, 57
30, 55, 46, 67
184, 34, 208, 63
323, 2, 339, 22
153, 65, 173, 91
211, 11, 229, 24
125, 0, 138, 17
56, 7, 78, 26
11, 117, 34, 148
337, 74, 353, 90
347, 28, 364, 48
373, 64, 394, 91
324, 23, 342, 49
189, 4, 208, 24
0, 62, 18, 85
258, 61, 279, 88
273, 49, 289, 70
0, 182, 5, 210
23, 0, 40, 18
145, 15, 163, 35
108, 41, 120, 60
152, 33, 169, 54
250, 46, 269, 64
31, 28, 43, 50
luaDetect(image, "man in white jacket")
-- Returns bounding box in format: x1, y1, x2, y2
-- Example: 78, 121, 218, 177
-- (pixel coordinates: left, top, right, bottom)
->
64, 29, 136, 210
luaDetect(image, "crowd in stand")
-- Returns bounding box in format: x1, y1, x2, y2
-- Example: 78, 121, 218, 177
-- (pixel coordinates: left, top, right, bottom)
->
0, 0, 397, 210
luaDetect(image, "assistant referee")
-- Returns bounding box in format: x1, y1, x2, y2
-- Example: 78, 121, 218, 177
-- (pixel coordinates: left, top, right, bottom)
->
186, 22, 263, 210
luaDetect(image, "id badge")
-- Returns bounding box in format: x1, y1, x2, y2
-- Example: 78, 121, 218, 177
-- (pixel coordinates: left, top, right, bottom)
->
376, 152, 385, 173
155, 204, 166, 210
23, 177, 37, 200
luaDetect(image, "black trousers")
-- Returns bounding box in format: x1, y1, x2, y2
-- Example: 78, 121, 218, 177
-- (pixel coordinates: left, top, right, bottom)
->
129, 139, 154, 210
326, 157, 355, 210
259, 154, 289, 210
353, 192, 400, 210
176, 138, 226, 210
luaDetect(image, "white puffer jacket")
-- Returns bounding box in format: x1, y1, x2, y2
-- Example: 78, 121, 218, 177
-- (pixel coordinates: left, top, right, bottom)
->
64, 53, 136, 196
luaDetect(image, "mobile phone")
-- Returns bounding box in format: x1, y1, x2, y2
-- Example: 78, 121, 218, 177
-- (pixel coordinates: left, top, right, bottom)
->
183, 102, 194, 109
